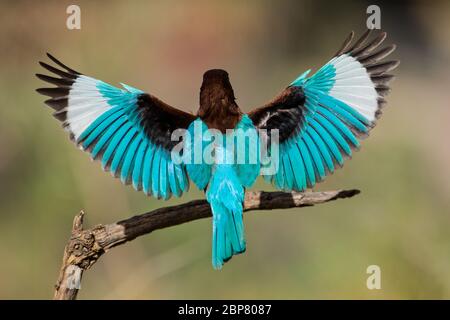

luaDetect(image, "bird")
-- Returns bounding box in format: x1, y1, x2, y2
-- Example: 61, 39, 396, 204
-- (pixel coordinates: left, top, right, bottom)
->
36, 29, 399, 270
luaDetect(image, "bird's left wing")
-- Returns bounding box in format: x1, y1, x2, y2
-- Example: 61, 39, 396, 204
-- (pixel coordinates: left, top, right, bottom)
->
36, 54, 196, 199
248, 30, 399, 191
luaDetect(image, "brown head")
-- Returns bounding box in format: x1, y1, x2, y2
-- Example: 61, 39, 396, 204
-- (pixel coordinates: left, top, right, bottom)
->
197, 69, 242, 132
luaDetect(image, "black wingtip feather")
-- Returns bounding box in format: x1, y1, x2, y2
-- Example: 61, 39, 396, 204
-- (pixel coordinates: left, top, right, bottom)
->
36, 87, 70, 98
37, 55, 80, 114
38, 61, 78, 79
44, 98, 68, 111
46, 53, 81, 75
352, 31, 387, 58
375, 85, 391, 97
36, 73, 74, 87
358, 44, 397, 65
52, 110, 67, 121
334, 31, 355, 57
346, 29, 372, 53
366, 60, 400, 75
371, 74, 395, 85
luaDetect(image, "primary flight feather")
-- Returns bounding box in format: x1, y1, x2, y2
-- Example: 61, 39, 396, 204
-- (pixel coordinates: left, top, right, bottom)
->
36, 30, 399, 269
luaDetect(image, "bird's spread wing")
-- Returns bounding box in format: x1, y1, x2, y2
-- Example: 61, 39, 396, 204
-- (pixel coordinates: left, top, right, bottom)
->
36, 54, 196, 199
248, 30, 399, 191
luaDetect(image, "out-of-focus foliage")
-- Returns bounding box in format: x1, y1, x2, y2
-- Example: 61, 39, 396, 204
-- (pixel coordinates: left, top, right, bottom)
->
0, 0, 450, 299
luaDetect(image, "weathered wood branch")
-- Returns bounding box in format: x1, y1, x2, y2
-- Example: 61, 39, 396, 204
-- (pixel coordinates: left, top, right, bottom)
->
53, 189, 360, 300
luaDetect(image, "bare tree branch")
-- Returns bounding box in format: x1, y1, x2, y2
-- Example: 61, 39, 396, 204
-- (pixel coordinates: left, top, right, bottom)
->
53, 189, 360, 300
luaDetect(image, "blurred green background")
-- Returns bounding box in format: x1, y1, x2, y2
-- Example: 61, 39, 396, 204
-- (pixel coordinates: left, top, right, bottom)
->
1, 0, 449, 299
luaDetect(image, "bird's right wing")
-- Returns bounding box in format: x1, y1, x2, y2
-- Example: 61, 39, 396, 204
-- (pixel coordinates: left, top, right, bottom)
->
248, 30, 399, 191
36, 54, 196, 199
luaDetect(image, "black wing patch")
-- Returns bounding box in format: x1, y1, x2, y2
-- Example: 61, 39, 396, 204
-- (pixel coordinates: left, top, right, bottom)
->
136, 94, 197, 150
248, 86, 306, 143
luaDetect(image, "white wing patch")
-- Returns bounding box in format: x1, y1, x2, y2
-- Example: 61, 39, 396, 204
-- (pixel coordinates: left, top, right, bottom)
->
66, 75, 112, 140
328, 54, 378, 122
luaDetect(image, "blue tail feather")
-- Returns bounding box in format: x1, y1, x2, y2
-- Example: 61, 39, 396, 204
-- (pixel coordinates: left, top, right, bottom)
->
207, 165, 246, 269
210, 201, 246, 269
